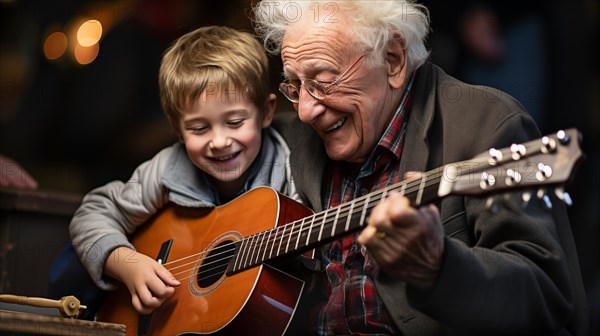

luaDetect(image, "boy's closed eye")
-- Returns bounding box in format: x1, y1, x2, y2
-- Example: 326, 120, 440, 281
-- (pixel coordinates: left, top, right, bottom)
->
226, 118, 245, 128
188, 125, 208, 135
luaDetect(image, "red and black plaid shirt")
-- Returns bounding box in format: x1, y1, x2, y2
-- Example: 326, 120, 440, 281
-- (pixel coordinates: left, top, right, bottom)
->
317, 75, 415, 335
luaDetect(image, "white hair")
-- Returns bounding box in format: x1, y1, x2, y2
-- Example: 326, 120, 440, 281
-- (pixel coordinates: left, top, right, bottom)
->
251, 0, 431, 74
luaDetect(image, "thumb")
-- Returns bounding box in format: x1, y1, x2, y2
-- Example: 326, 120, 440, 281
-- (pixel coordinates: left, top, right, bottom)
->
157, 266, 181, 287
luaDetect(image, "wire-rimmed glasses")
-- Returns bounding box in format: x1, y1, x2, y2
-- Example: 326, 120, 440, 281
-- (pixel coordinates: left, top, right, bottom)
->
279, 52, 367, 103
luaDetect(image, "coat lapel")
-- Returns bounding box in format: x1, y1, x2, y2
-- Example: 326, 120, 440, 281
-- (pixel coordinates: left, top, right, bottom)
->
375, 62, 444, 334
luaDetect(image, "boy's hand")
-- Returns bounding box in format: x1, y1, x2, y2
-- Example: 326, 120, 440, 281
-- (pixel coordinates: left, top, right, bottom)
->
105, 247, 181, 314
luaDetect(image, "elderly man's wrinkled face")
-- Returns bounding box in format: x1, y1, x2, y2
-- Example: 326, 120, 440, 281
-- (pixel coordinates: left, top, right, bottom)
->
281, 11, 405, 163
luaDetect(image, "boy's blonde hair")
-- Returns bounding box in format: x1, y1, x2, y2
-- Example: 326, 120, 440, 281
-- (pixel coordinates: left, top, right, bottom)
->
159, 26, 270, 138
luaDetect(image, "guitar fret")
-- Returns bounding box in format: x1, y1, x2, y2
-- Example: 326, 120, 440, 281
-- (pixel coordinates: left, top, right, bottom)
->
251, 234, 261, 266
306, 215, 316, 246
277, 225, 288, 257
253, 232, 266, 265
261, 229, 271, 262
344, 201, 355, 231
238, 238, 249, 271
295, 218, 305, 250
233, 240, 244, 272
400, 181, 407, 196
359, 194, 371, 226
317, 210, 328, 242
255, 231, 267, 265
278, 224, 290, 256
248, 233, 259, 266
241, 235, 254, 269
268, 226, 279, 259
285, 220, 295, 253
330, 206, 341, 238
416, 174, 426, 205
380, 189, 387, 204
249, 234, 260, 267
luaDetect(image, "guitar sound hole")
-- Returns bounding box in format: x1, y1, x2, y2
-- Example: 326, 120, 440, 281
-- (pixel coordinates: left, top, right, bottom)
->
197, 239, 236, 288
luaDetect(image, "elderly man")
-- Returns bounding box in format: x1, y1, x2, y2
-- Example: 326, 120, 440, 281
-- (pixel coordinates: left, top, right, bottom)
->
253, 0, 587, 335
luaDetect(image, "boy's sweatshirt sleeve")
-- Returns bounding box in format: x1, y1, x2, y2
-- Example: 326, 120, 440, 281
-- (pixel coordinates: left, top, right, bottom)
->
69, 147, 172, 290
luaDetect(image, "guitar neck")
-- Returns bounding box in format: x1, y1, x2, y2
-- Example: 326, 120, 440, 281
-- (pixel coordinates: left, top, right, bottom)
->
228, 128, 583, 274
228, 166, 447, 274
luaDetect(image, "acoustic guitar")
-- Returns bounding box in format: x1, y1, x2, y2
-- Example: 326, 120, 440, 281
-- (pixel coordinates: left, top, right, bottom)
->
96, 129, 582, 335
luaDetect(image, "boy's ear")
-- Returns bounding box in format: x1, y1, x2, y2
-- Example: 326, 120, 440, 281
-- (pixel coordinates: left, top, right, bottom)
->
261, 93, 277, 128
386, 33, 407, 89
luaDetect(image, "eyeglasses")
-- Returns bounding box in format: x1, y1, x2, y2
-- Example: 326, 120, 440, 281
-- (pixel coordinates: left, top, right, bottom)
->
279, 52, 367, 103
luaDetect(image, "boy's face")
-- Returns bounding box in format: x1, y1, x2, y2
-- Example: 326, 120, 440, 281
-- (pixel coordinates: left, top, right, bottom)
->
179, 88, 275, 193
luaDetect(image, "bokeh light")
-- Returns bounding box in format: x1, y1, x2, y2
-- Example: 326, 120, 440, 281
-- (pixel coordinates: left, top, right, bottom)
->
76, 20, 103, 47
43, 31, 68, 60
73, 43, 99, 65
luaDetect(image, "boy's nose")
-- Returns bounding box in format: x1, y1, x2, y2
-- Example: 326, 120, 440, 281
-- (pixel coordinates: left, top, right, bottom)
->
209, 131, 232, 149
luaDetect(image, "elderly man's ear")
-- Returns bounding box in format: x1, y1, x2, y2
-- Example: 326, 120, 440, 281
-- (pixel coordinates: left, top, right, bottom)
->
386, 34, 407, 89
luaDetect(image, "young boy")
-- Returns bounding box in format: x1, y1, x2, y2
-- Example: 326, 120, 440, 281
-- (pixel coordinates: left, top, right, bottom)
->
68, 26, 298, 315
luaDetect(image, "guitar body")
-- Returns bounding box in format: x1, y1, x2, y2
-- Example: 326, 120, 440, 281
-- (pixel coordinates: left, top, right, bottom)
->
96, 187, 313, 335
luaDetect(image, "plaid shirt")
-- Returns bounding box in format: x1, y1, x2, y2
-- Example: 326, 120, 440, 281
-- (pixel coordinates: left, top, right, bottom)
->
317, 75, 415, 335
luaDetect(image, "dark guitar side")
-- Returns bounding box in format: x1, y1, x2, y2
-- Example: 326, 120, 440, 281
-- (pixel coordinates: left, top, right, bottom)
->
96, 187, 313, 335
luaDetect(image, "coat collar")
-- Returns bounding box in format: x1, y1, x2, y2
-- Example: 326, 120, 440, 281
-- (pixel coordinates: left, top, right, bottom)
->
397, 61, 436, 179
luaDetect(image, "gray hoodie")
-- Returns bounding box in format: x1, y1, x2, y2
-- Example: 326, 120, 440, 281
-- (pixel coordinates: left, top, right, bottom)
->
69, 128, 299, 290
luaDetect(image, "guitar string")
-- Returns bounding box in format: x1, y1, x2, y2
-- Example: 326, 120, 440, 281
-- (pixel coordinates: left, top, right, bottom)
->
161, 174, 432, 272
162, 170, 444, 280
172, 176, 440, 284
136, 137, 560, 283
172, 185, 412, 283
163, 170, 443, 280
173, 141, 570, 284
163, 171, 445, 282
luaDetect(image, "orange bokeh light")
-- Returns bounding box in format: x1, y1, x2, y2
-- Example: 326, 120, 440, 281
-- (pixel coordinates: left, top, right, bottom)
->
43, 31, 68, 60
74, 43, 99, 65
77, 20, 103, 47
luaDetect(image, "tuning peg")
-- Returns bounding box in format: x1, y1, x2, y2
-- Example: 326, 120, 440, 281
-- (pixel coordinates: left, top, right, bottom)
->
556, 130, 570, 145
488, 148, 503, 165
480, 172, 496, 190
521, 191, 532, 209
485, 196, 500, 214
510, 144, 527, 160
541, 136, 557, 154
554, 187, 573, 206
537, 188, 553, 210
505, 169, 522, 186
535, 163, 553, 182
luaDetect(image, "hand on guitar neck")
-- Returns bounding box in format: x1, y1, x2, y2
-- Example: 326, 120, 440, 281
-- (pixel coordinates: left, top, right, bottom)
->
358, 172, 445, 290
104, 246, 181, 314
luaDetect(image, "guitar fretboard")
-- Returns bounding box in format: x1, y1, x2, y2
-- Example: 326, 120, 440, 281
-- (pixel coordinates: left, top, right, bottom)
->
220, 128, 581, 276
229, 166, 447, 274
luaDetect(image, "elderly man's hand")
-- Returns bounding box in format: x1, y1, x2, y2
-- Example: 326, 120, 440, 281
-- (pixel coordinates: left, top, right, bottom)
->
357, 190, 445, 290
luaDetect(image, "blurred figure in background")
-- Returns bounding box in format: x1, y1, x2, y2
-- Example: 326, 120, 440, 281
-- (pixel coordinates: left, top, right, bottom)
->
0, 154, 38, 189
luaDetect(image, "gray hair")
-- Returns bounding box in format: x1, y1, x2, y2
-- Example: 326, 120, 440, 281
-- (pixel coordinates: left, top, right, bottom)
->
251, 0, 431, 74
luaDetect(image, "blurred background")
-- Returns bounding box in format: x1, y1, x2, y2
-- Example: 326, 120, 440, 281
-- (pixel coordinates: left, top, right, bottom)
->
0, 0, 598, 332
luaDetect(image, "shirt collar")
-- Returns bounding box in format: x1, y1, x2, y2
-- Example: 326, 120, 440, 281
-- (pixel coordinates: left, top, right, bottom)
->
376, 72, 416, 160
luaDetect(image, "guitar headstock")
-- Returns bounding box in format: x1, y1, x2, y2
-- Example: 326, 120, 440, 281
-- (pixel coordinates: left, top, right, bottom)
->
438, 129, 583, 205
